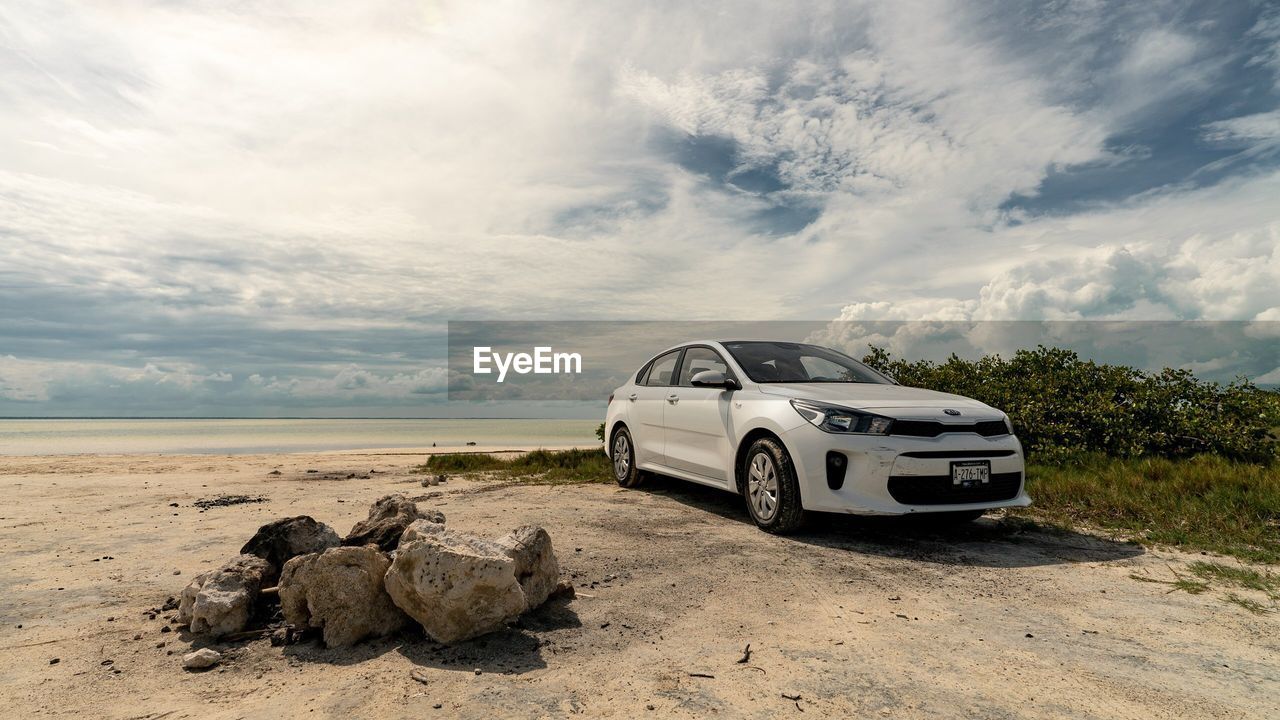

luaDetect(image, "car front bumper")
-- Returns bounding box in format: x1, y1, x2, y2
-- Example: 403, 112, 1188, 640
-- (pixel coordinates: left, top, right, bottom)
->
780, 423, 1031, 515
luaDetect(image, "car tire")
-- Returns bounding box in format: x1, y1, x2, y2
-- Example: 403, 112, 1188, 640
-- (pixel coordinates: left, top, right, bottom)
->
611, 426, 644, 488
741, 437, 806, 534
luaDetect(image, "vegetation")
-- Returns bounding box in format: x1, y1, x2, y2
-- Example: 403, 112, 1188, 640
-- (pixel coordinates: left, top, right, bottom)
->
1187, 560, 1280, 595
422, 448, 612, 486
860, 345, 1280, 465
1124, 561, 1280, 613
1127, 572, 1210, 595
1017, 455, 1280, 563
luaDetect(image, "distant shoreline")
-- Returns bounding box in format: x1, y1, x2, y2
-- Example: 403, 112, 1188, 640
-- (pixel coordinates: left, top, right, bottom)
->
0, 417, 599, 456
0, 416, 595, 420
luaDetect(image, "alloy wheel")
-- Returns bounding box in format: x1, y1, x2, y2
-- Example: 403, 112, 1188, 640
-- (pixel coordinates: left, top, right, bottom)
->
747, 451, 779, 521
612, 433, 631, 480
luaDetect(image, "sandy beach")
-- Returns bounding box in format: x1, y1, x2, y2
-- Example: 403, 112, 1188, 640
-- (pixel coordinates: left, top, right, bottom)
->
1, 449, 1277, 719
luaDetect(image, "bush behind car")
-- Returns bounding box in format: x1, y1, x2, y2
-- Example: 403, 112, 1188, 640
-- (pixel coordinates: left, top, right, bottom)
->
859, 345, 1280, 465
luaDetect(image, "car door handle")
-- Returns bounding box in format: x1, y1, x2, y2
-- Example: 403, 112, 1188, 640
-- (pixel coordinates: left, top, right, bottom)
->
628, 393, 637, 401
666, 394, 679, 404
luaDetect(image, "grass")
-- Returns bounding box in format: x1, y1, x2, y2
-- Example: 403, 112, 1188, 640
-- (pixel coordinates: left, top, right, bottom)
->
1017, 454, 1280, 564
419, 448, 612, 486
1224, 593, 1271, 615
1127, 573, 1211, 595
1187, 561, 1280, 594
1129, 561, 1279, 612
421, 448, 1280, 564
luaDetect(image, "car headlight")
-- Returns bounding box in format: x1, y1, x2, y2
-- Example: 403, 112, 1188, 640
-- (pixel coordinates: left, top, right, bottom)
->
790, 399, 893, 435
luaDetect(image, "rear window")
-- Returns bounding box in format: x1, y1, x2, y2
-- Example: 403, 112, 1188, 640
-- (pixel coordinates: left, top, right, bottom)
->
643, 350, 681, 386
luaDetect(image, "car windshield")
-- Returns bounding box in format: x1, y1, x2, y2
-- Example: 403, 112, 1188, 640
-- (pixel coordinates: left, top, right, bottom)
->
722, 342, 892, 384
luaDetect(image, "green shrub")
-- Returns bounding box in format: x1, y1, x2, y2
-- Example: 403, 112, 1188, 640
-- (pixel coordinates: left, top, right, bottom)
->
860, 345, 1280, 465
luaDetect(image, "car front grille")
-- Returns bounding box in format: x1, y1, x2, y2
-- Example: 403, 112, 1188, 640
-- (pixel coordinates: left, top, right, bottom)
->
887, 471, 1023, 505
890, 420, 1009, 438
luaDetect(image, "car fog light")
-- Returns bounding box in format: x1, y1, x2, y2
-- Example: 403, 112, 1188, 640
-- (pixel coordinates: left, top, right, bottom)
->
826, 451, 847, 490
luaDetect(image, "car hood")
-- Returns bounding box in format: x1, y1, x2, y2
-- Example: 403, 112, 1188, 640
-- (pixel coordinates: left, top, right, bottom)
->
756, 383, 1002, 419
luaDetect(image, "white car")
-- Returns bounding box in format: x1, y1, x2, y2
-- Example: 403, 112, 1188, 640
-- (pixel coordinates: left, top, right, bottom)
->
604, 340, 1030, 533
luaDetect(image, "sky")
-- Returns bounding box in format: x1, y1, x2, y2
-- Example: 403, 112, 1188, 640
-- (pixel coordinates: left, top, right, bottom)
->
0, 0, 1278, 417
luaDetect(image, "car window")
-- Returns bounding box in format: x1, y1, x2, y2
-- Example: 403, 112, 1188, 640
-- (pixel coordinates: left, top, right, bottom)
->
644, 350, 681, 386
636, 360, 654, 384
800, 355, 858, 382
722, 341, 891, 384
677, 347, 730, 386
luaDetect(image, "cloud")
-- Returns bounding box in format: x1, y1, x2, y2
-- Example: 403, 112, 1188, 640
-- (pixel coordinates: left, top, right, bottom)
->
0, 1, 1278, 414
835, 169, 1280, 322
1203, 109, 1280, 145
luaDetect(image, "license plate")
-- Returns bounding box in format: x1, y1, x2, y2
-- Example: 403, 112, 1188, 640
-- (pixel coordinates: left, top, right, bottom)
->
950, 461, 990, 487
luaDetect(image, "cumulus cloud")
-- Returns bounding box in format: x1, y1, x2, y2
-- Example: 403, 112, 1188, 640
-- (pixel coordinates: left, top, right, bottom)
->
1, 0, 1278, 414
833, 170, 1280, 323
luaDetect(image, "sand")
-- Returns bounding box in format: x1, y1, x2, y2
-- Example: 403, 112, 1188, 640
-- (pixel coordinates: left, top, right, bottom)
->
1, 449, 1277, 719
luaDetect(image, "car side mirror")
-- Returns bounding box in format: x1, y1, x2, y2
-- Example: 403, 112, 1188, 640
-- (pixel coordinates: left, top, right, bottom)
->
690, 370, 739, 390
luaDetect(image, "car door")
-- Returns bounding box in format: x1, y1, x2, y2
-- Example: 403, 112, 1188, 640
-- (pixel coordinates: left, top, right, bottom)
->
662, 345, 736, 483
630, 349, 681, 467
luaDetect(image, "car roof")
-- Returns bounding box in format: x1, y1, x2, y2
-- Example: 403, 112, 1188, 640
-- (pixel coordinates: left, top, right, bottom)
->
651, 339, 821, 354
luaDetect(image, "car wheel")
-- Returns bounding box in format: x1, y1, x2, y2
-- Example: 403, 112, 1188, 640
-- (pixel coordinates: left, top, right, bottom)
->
611, 427, 643, 488
742, 437, 806, 534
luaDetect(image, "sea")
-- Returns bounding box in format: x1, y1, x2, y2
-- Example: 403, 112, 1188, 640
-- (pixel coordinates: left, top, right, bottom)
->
0, 418, 600, 456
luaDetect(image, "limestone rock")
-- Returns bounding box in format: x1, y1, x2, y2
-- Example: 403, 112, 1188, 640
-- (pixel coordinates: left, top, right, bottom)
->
176, 554, 273, 637
496, 525, 560, 609
384, 529, 526, 644
182, 648, 221, 670
399, 518, 448, 546
240, 516, 339, 568
279, 546, 408, 648
343, 494, 445, 551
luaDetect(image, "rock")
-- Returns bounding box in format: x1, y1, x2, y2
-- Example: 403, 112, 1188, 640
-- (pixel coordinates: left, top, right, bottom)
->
495, 525, 560, 609
240, 516, 340, 568
549, 579, 576, 600
177, 555, 274, 637
270, 627, 288, 646
279, 546, 408, 648
182, 648, 221, 670
399, 518, 448, 546
343, 494, 444, 552
384, 528, 526, 644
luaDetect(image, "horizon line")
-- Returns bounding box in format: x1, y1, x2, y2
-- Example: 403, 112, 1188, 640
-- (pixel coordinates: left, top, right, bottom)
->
0, 416, 597, 421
